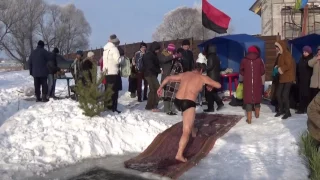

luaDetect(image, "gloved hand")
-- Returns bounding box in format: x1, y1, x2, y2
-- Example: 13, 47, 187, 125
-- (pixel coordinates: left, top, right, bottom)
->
272, 67, 279, 77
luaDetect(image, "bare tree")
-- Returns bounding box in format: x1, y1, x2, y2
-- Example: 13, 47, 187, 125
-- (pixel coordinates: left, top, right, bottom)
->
1, 0, 46, 68
38, 4, 91, 55
153, 6, 233, 41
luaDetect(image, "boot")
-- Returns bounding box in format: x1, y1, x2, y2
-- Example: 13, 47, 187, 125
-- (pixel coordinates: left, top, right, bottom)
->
281, 112, 291, 120
246, 111, 252, 124
42, 95, 49, 102
254, 108, 260, 118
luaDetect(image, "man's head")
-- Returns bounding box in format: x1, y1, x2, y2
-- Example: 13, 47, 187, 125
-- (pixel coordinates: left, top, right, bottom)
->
109, 34, 120, 46
150, 41, 161, 54
193, 62, 204, 74
182, 39, 190, 51
167, 43, 175, 54
140, 42, 147, 53
76, 50, 84, 59
37, 40, 45, 48
53, 47, 59, 54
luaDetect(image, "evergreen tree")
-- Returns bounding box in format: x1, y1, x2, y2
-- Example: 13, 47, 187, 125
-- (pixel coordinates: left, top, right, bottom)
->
75, 66, 113, 117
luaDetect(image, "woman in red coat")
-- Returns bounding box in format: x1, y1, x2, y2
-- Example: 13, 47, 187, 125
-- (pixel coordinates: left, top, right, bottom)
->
240, 46, 265, 124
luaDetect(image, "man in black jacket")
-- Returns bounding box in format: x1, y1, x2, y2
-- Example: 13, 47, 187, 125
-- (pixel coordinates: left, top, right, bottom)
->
204, 44, 224, 112
143, 41, 161, 111
181, 39, 194, 72
47, 47, 61, 99
29, 40, 50, 102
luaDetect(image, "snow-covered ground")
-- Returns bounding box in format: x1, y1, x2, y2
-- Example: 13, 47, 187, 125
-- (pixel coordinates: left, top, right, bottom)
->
0, 70, 309, 180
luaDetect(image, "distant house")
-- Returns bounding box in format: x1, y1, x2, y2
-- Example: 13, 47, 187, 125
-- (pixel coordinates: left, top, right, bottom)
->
249, 0, 320, 39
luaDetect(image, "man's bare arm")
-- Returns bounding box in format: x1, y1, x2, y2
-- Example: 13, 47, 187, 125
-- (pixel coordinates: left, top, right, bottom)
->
202, 75, 221, 89
159, 74, 182, 89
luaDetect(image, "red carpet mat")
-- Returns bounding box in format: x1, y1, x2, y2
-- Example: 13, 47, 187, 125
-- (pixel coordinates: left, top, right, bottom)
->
124, 114, 243, 179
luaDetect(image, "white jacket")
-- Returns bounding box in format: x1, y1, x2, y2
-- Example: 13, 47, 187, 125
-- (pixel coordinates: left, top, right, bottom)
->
103, 42, 120, 75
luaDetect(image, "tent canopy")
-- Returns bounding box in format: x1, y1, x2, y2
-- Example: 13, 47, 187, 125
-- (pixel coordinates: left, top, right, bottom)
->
198, 34, 265, 91
288, 34, 320, 62
198, 34, 266, 72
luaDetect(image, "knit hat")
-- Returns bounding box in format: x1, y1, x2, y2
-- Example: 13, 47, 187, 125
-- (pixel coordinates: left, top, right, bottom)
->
182, 39, 190, 46
167, 43, 175, 52
302, 46, 312, 54
76, 50, 84, 56
140, 42, 147, 48
87, 51, 94, 58
109, 34, 120, 46
37, 40, 44, 47
248, 46, 259, 54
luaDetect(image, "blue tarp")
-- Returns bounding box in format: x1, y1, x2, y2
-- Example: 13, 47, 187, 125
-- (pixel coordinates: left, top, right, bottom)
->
198, 34, 266, 91
288, 34, 320, 63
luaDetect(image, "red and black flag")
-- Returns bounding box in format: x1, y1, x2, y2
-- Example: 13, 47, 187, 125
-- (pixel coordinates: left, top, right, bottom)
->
202, 0, 231, 34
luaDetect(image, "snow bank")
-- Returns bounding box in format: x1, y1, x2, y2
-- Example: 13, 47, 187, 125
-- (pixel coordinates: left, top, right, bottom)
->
0, 99, 169, 177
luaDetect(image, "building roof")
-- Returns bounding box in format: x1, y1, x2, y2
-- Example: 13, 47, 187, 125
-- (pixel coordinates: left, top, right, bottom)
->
249, 0, 262, 16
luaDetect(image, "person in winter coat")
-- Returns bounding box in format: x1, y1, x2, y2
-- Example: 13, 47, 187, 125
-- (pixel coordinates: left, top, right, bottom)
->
308, 46, 320, 101
274, 40, 296, 119
307, 91, 320, 147
296, 46, 313, 114
81, 51, 96, 84
47, 47, 61, 99
161, 47, 184, 115
181, 39, 194, 72
143, 41, 162, 111
128, 54, 138, 98
240, 46, 265, 124
195, 52, 207, 106
28, 40, 50, 102
102, 34, 121, 113
159, 43, 182, 114
71, 50, 84, 82
134, 42, 148, 102
203, 44, 224, 112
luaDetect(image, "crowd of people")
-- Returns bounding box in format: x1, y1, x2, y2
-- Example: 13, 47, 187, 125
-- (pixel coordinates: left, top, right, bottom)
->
28, 36, 320, 124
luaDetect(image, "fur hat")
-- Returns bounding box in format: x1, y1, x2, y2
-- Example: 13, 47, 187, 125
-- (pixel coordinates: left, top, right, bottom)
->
167, 43, 175, 52
182, 39, 190, 46
87, 51, 94, 58
196, 53, 207, 65
110, 34, 120, 46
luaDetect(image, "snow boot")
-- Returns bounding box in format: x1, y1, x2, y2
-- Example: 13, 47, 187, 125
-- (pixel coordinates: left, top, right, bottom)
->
281, 112, 291, 120
254, 108, 260, 118
246, 111, 252, 124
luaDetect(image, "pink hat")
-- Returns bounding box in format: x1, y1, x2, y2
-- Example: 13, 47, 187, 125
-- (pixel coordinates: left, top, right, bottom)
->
167, 43, 175, 52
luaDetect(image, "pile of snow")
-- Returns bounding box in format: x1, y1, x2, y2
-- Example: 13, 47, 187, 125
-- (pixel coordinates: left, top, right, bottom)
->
0, 99, 169, 178
0, 70, 310, 180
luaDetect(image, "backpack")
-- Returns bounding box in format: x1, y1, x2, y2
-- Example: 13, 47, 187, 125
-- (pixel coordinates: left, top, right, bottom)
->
135, 51, 144, 72
120, 56, 131, 78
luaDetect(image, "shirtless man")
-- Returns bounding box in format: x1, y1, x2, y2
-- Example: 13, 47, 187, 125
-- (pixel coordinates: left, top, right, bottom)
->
157, 63, 221, 162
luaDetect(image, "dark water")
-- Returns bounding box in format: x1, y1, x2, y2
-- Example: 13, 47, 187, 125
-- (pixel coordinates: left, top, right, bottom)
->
68, 168, 148, 180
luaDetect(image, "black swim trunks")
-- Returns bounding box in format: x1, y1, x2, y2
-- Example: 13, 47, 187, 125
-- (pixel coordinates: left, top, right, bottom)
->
174, 98, 196, 112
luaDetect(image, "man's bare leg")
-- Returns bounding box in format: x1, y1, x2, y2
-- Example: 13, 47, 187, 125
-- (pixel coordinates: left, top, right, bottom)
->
175, 107, 195, 163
